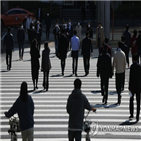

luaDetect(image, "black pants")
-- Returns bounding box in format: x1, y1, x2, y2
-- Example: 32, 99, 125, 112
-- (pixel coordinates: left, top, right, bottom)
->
122, 71, 125, 90
6, 50, 12, 68
61, 58, 66, 73
37, 33, 41, 51
130, 92, 140, 118
72, 57, 78, 74
98, 37, 101, 54
18, 42, 24, 58
116, 72, 124, 98
43, 71, 49, 90
100, 76, 109, 100
83, 56, 90, 74
46, 27, 50, 40
68, 130, 82, 141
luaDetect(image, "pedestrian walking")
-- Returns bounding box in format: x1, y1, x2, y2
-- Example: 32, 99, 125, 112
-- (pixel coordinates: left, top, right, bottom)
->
75, 21, 82, 40
45, 12, 51, 40
41, 41, 51, 91
81, 31, 93, 76
36, 6, 43, 22
17, 23, 25, 60
29, 24, 36, 48
136, 30, 141, 64
36, 19, 42, 51
66, 78, 96, 141
53, 20, 61, 54
71, 30, 80, 76
96, 22, 104, 54
131, 29, 138, 63
58, 29, 69, 76
86, 22, 93, 39
113, 41, 126, 105
66, 19, 73, 42
30, 39, 40, 90
26, 14, 32, 39
3, 27, 14, 71
5, 81, 34, 141
129, 54, 141, 122
97, 43, 113, 104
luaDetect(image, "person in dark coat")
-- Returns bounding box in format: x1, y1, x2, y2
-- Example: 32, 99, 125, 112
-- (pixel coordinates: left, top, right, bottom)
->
36, 19, 42, 51
97, 43, 113, 104
36, 6, 43, 22
66, 19, 73, 42
5, 81, 34, 141
17, 23, 25, 60
123, 24, 131, 66
129, 54, 141, 122
41, 41, 51, 91
81, 31, 93, 76
29, 24, 36, 48
3, 27, 14, 70
30, 39, 40, 90
58, 28, 69, 76
86, 22, 93, 39
66, 78, 96, 141
45, 12, 51, 40
136, 30, 141, 64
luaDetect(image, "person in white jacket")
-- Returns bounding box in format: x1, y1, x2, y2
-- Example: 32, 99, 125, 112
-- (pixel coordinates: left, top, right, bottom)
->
26, 14, 32, 35
75, 21, 82, 41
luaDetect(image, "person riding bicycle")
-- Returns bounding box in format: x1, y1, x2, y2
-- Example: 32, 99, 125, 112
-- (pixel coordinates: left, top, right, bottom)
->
66, 78, 96, 141
5, 81, 34, 141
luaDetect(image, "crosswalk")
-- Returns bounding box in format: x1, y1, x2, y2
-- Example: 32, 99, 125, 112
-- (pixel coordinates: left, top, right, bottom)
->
0, 43, 140, 141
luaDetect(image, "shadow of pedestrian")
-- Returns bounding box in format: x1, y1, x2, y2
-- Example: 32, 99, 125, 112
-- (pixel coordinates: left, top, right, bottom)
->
51, 74, 62, 77
33, 90, 44, 94
119, 119, 138, 125
91, 90, 101, 94
104, 103, 119, 108
109, 91, 117, 95
1, 70, 9, 72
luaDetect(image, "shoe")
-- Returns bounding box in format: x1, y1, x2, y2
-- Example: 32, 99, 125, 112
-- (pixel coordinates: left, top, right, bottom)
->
102, 97, 105, 103
75, 73, 77, 77
129, 115, 134, 119
104, 100, 107, 105
121, 88, 124, 91
36, 86, 38, 89
118, 95, 121, 105
7, 65, 9, 70
136, 117, 139, 122
62, 72, 64, 76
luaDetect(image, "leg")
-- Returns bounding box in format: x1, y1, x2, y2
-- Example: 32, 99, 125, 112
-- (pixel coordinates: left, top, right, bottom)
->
83, 56, 87, 74
75, 57, 78, 75
87, 56, 90, 74
19, 43, 21, 59
136, 92, 140, 120
129, 93, 134, 117
46, 70, 49, 91
21, 129, 28, 141
75, 131, 82, 141
105, 77, 109, 102
21, 43, 24, 59
43, 71, 45, 89
68, 130, 75, 141
9, 50, 12, 69
116, 73, 121, 104
61, 58, 65, 75
122, 71, 125, 91
100, 76, 104, 96
35, 70, 39, 89
27, 128, 34, 141
6, 50, 9, 69
72, 57, 75, 74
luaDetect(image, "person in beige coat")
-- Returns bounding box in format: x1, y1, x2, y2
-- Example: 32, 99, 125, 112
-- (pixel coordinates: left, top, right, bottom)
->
113, 41, 126, 105
96, 22, 104, 54
75, 21, 82, 40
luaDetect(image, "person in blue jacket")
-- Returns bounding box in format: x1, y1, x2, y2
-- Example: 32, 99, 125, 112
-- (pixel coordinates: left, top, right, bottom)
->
5, 81, 34, 141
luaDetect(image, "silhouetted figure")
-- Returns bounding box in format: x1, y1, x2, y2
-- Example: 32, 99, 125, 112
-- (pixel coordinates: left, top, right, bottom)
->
81, 32, 93, 76
86, 22, 93, 39
136, 30, 141, 64
66, 78, 96, 141
97, 43, 113, 105
30, 39, 40, 90
45, 12, 51, 40
58, 29, 69, 76
75, 21, 82, 40
17, 23, 25, 60
36, 7, 43, 22
29, 24, 36, 48
3, 27, 14, 71
41, 41, 51, 91
5, 81, 34, 141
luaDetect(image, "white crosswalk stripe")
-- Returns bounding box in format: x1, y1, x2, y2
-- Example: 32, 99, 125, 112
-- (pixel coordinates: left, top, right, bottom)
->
0, 44, 140, 141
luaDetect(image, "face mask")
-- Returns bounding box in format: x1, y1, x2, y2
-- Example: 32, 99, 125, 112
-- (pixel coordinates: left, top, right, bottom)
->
47, 13, 49, 16
37, 21, 39, 24
69, 22, 71, 25
88, 25, 90, 27
78, 23, 80, 26
32, 26, 35, 29
21, 26, 23, 29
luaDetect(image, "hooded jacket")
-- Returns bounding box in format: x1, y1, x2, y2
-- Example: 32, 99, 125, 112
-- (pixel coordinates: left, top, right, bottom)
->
66, 89, 92, 131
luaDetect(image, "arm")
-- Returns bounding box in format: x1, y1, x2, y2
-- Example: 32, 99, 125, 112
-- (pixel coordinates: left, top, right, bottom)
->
66, 96, 70, 114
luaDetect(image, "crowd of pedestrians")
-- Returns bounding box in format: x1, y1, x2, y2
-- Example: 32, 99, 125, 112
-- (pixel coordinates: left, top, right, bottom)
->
3, 13, 141, 141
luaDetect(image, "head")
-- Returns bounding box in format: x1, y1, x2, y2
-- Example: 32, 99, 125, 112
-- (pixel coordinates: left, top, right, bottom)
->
73, 30, 77, 35
133, 29, 137, 36
98, 22, 101, 27
20, 81, 28, 102
31, 39, 37, 49
121, 35, 125, 42
7, 27, 11, 33
133, 54, 139, 62
88, 22, 90, 27
118, 41, 122, 49
126, 24, 129, 30
77, 21, 80, 26
74, 78, 82, 89
47, 12, 49, 16
103, 43, 108, 51
44, 41, 49, 49
105, 37, 109, 44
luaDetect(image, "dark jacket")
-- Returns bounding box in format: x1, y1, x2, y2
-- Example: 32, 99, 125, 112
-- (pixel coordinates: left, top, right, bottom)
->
36, 23, 42, 37
53, 25, 60, 40
86, 26, 93, 38
123, 29, 131, 47
129, 62, 141, 93
82, 37, 93, 57
66, 89, 92, 130
3, 33, 14, 51
136, 33, 141, 50
45, 16, 51, 29
41, 48, 51, 71
29, 28, 37, 42
17, 28, 25, 43
5, 95, 34, 131
97, 51, 112, 78
58, 34, 69, 59
66, 24, 73, 40
101, 44, 112, 56
121, 42, 128, 56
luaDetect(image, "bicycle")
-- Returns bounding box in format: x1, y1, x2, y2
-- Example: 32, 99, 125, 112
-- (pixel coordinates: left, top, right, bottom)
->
7, 116, 21, 141
83, 111, 95, 141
